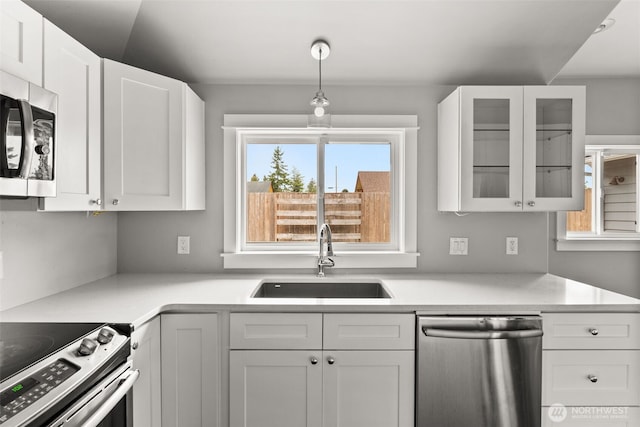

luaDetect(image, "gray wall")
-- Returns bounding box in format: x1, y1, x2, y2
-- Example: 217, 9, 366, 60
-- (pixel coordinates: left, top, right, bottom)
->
549, 77, 640, 298
117, 84, 549, 275
0, 199, 117, 310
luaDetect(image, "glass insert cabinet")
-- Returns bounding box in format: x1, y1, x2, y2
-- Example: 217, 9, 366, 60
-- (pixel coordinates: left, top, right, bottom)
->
437, 86, 585, 212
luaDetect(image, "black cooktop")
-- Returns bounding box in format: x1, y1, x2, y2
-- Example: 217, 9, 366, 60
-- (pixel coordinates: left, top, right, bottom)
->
0, 323, 104, 383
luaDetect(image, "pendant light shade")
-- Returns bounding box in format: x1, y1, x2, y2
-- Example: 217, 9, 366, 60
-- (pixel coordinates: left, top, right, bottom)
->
310, 40, 330, 117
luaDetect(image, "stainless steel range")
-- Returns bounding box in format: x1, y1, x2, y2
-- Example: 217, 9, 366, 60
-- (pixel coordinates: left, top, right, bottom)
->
0, 323, 138, 427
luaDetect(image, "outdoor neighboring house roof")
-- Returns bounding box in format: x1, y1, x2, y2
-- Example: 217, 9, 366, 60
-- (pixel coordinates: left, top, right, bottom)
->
247, 181, 273, 193
354, 171, 390, 192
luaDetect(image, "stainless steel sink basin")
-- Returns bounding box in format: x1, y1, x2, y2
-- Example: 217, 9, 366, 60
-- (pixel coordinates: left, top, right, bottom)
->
252, 281, 391, 299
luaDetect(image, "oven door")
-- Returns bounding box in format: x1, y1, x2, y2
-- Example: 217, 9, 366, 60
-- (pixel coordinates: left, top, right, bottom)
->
46, 362, 139, 427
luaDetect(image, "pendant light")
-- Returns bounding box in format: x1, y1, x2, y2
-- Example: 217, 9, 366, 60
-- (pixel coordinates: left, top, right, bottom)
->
310, 39, 330, 117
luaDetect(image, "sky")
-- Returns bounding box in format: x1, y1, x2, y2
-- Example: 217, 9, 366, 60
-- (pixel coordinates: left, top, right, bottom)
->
246, 143, 390, 192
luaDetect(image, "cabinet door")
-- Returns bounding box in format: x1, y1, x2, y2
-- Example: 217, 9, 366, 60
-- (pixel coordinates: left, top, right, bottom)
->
460, 86, 524, 211
103, 59, 184, 210
161, 314, 219, 427
40, 20, 101, 211
323, 351, 414, 427
523, 86, 586, 211
0, 0, 42, 85
229, 350, 322, 427
131, 317, 161, 427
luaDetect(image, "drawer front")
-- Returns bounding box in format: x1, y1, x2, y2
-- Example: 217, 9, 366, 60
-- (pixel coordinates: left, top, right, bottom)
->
323, 314, 414, 350
542, 406, 640, 426
230, 313, 322, 349
543, 313, 640, 349
542, 350, 640, 406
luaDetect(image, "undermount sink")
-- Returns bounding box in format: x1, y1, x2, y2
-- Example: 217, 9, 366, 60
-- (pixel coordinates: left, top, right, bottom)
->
252, 280, 392, 299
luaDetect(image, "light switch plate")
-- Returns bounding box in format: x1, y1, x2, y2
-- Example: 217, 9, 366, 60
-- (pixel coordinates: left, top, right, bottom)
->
449, 237, 468, 255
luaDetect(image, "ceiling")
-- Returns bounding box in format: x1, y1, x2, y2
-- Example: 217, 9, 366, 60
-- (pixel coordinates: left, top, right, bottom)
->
24, 0, 637, 86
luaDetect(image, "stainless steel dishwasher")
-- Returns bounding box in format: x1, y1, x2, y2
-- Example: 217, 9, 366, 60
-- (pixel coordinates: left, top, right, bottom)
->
417, 316, 543, 427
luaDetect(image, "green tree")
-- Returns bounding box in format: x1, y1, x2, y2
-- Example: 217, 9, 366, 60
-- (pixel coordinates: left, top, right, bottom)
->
306, 178, 317, 193
290, 167, 304, 193
265, 146, 290, 192
250, 173, 259, 182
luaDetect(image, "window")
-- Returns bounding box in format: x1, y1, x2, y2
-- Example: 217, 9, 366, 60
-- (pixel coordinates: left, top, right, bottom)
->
222, 115, 419, 269
556, 135, 640, 251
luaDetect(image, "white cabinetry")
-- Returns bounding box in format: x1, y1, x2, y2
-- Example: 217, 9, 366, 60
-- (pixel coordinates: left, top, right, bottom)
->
229, 313, 414, 427
103, 59, 205, 211
161, 313, 219, 427
39, 20, 101, 211
438, 85, 585, 212
0, 0, 42, 85
541, 313, 640, 426
131, 316, 162, 427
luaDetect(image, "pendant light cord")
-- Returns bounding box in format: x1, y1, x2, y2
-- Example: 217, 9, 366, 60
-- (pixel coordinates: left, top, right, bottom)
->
318, 48, 322, 92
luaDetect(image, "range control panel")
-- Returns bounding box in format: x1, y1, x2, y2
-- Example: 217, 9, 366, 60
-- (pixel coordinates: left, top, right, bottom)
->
0, 359, 78, 424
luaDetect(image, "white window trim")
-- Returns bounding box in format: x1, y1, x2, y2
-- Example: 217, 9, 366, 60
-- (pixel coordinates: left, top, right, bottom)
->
556, 135, 640, 251
222, 114, 420, 269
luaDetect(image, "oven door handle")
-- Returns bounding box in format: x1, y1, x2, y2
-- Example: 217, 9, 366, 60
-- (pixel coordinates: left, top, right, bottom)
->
80, 369, 140, 427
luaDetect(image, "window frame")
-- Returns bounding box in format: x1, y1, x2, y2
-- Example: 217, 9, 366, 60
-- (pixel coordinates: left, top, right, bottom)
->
222, 114, 419, 269
556, 135, 640, 251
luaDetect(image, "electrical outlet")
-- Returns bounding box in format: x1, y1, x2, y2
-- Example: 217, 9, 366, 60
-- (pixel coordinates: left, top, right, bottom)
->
449, 237, 468, 255
177, 236, 190, 254
506, 237, 518, 255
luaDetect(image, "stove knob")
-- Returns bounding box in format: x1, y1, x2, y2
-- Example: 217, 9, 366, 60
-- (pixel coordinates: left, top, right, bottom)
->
97, 328, 115, 344
78, 338, 98, 356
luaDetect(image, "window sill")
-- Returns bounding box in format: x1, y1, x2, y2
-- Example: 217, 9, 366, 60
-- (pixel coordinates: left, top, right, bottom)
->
221, 252, 420, 269
556, 238, 640, 252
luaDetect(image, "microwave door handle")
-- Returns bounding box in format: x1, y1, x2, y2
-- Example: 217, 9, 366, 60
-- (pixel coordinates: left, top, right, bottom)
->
80, 369, 140, 427
16, 99, 34, 179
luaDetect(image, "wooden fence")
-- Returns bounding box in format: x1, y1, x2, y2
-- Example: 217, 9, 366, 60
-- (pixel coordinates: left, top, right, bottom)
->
566, 188, 593, 232
247, 192, 390, 243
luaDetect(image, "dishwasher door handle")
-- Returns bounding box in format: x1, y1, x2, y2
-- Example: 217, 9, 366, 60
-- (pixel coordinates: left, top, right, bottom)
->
422, 327, 543, 339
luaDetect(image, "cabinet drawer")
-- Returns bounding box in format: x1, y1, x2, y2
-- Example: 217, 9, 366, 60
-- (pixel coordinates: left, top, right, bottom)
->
543, 313, 640, 349
323, 314, 414, 350
230, 313, 322, 349
542, 406, 640, 426
542, 350, 640, 406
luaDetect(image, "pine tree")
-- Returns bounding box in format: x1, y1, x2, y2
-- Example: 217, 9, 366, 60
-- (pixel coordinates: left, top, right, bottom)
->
290, 167, 304, 193
265, 146, 290, 192
306, 178, 317, 193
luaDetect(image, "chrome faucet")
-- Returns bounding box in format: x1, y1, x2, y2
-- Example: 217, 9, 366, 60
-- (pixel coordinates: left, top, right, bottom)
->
317, 223, 334, 277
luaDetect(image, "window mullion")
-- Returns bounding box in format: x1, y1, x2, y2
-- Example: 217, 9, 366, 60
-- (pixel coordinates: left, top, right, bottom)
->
594, 150, 603, 236
636, 154, 640, 233
317, 137, 326, 234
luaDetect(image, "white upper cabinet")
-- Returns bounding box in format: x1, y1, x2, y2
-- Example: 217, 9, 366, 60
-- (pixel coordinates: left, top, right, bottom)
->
0, 0, 42, 85
103, 59, 205, 211
438, 85, 585, 212
39, 20, 102, 211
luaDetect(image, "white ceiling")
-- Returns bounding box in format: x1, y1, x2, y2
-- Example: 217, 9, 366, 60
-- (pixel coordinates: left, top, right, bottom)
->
24, 0, 634, 85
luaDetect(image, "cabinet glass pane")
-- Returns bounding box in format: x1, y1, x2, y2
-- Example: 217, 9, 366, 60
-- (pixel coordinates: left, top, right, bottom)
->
473, 99, 509, 198
536, 99, 572, 198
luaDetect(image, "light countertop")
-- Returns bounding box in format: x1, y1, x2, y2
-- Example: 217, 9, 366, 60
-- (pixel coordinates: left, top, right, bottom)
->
1, 273, 638, 328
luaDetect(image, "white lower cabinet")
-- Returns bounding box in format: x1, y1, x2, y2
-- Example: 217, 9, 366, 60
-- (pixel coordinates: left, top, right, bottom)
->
161, 313, 219, 427
229, 313, 414, 427
541, 312, 640, 427
131, 317, 161, 427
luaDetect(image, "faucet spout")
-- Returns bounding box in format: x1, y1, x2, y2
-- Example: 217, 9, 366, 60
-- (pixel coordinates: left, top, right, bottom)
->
318, 223, 335, 277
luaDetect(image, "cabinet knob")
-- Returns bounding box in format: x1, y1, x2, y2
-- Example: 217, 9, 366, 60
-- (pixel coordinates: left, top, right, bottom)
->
514, 201, 522, 207
587, 375, 598, 383
310, 356, 318, 365
327, 356, 335, 365
132, 342, 139, 350
90, 198, 102, 206
527, 201, 536, 207
112, 199, 119, 206
589, 328, 599, 336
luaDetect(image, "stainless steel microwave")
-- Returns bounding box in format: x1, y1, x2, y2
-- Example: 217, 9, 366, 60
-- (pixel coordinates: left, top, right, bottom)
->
1, 70, 57, 197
